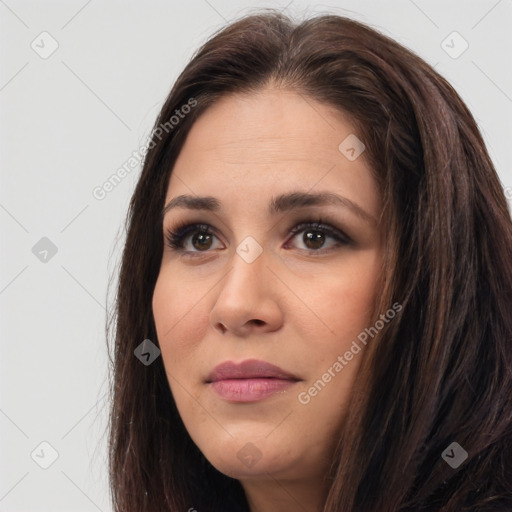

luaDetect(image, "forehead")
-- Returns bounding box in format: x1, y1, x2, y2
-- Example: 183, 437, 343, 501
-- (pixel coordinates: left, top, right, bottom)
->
166, 88, 379, 217
178, 88, 356, 160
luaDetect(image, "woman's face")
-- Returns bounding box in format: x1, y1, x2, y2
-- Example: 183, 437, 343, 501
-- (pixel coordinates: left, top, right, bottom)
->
152, 88, 382, 486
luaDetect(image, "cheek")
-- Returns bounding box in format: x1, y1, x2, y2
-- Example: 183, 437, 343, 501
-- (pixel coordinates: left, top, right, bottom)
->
152, 270, 209, 367
293, 249, 381, 343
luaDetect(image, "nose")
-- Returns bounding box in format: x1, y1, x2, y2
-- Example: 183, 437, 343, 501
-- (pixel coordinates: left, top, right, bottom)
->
209, 247, 283, 337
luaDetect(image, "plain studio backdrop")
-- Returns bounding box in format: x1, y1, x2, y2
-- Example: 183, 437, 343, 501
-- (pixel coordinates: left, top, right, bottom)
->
0, 0, 511, 510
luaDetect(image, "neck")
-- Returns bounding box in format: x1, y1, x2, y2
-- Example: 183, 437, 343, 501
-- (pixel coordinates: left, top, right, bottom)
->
241, 475, 329, 512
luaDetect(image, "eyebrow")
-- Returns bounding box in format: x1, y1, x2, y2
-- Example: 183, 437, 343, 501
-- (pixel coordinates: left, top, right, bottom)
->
161, 191, 376, 224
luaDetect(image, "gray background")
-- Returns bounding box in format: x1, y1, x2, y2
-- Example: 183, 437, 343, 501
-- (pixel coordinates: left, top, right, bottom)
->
1, 0, 511, 510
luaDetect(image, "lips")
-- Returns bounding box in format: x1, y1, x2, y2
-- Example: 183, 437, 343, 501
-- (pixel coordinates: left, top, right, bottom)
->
206, 359, 299, 382
206, 359, 300, 402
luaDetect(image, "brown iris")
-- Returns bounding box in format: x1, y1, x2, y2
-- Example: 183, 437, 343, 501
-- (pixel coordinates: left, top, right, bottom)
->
303, 230, 325, 249
192, 232, 213, 251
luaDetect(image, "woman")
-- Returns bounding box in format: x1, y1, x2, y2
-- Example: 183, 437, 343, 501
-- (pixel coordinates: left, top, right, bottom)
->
106, 10, 512, 512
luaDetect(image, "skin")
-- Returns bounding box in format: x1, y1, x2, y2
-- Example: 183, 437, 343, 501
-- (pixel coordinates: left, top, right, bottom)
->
152, 87, 382, 512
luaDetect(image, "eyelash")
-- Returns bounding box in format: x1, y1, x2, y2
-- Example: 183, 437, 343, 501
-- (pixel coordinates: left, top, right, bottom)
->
164, 217, 352, 256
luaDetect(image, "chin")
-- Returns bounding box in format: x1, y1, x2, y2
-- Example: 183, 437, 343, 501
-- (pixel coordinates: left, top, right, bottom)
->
197, 435, 300, 481
207, 452, 286, 480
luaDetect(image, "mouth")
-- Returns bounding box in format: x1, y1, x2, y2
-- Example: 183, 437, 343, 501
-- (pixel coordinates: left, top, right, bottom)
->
205, 359, 301, 402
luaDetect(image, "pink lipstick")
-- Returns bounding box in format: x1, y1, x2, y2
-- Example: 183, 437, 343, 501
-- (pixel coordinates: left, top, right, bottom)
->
206, 359, 300, 402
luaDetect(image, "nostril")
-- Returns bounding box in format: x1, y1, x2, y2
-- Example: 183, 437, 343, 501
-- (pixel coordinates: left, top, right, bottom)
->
216, 322, 227, 334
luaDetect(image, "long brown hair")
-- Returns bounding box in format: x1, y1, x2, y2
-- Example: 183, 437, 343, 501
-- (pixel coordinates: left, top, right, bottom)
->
106, 10, 512, 511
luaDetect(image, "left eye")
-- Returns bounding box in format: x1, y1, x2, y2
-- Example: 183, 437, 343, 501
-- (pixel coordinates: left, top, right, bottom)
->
164, 220, 351, 254
285, 221, 351, 251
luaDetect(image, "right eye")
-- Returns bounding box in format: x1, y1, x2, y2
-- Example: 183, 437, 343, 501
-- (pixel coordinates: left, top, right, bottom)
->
165, 222, 223, 253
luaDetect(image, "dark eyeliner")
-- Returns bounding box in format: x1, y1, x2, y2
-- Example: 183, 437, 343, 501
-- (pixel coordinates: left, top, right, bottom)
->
165, 222, 214, 250
164, 217, 352, 252
286, 218, 352, 247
